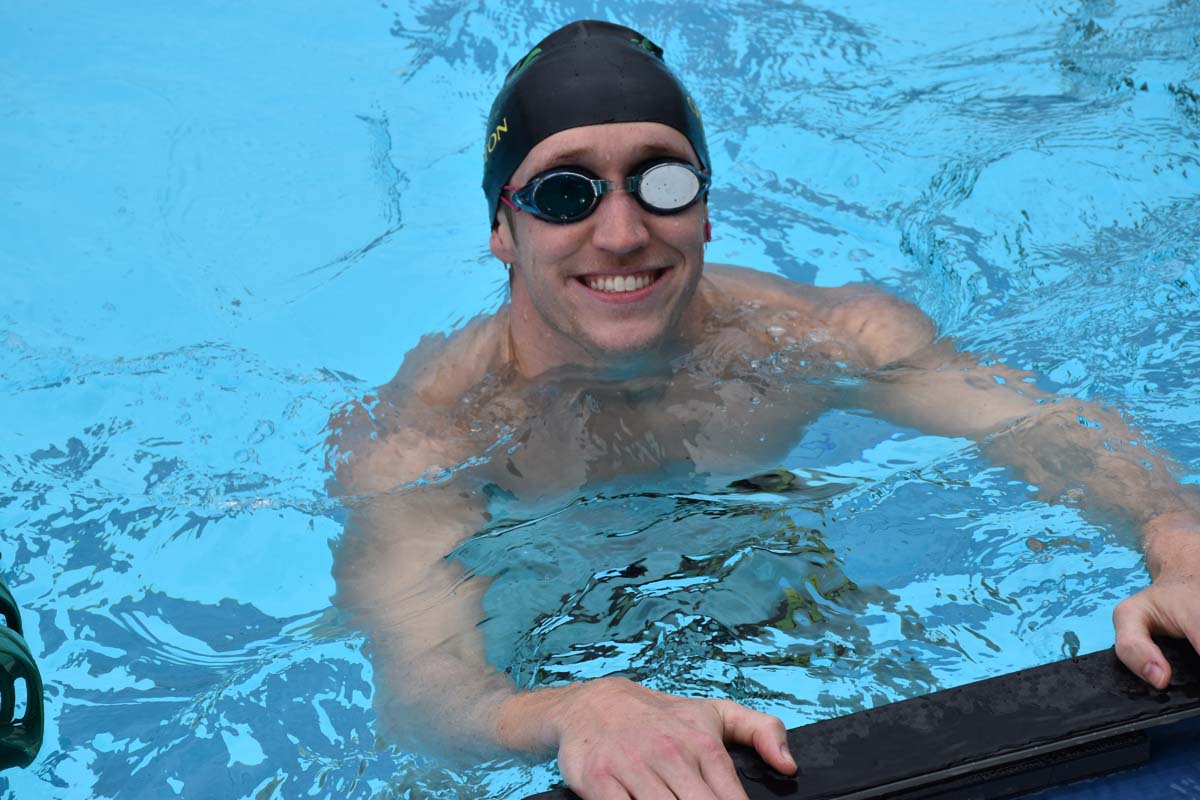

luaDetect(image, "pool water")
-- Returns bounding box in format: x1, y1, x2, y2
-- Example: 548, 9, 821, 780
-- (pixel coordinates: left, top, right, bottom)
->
2, 1, 1199, 798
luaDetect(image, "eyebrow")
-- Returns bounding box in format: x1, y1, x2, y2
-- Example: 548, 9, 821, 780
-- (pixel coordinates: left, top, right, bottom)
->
536, 141, 695, 172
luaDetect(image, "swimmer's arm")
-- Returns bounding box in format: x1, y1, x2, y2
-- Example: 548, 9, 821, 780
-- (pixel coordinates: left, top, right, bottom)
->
839, 298, 1200, 688
333, 478, 515, 759
331, 429, 796, 792
324, 387, 520, 757
845, 313, 1200, 534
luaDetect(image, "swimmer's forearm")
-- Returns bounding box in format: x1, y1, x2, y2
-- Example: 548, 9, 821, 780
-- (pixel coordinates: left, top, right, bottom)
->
982, 403, 1200, 539
370, 628, 521, 752
347, 572, 526, 758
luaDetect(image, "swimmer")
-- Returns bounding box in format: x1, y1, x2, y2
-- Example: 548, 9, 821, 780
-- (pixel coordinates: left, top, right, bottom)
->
328, 20, 1200, 800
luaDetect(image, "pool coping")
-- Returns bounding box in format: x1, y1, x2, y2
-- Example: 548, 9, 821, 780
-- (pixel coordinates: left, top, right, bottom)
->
523, 638, 1200, 800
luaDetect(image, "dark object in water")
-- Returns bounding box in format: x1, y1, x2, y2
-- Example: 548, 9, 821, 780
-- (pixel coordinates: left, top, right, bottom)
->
728, 467, 801, 493
523, 638, 1200, 799
727, 467, 858, 499
0, 577, 44, 770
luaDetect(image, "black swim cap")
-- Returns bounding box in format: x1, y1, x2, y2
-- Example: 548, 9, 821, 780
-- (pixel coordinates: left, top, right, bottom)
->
482, 21, 710, 227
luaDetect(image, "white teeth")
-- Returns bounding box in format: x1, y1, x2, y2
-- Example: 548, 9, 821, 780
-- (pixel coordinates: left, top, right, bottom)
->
585, 271, 656, 293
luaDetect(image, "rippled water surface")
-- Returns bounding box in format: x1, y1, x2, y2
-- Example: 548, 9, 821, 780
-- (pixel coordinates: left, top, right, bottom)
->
3, 1, 1199, 798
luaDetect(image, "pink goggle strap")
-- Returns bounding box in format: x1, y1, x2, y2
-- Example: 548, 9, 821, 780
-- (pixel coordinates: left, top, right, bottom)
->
500, 185, 521, 212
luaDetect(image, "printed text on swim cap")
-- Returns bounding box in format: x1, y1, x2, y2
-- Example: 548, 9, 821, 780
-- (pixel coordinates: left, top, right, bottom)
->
484, 117, 508, 163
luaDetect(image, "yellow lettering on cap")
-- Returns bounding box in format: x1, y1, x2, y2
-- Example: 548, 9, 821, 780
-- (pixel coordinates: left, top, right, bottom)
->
484, 116, 509, 162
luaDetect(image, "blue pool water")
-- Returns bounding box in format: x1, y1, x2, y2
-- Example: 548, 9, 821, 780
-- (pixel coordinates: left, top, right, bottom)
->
2, 1, 1199, 798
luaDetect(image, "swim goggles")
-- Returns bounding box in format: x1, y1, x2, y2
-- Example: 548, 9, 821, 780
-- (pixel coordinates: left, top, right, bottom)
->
501, 160, 711, 223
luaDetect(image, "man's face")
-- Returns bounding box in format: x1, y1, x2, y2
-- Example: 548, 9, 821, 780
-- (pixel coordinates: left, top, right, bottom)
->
490, 122, 708, 367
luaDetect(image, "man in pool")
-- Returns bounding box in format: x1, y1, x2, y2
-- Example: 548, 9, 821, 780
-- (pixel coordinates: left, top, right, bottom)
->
329, 21, 1200, 800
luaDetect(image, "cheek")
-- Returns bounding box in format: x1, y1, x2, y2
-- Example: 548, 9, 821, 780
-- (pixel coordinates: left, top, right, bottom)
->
514, 241, 568, 307
521, 227, 587, 273
660, 214, 706, 253
671, 204, 706, 236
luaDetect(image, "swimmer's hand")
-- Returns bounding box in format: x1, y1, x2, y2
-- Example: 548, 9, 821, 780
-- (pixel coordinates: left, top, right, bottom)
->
1113, 512, 1200, 690
496, 677, 796, 800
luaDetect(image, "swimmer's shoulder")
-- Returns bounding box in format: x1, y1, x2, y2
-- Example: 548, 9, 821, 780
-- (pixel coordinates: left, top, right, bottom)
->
703, 263, 935, 366
381, 309, 512, 407
327, 311, 512, 495
704, 263, 826, 311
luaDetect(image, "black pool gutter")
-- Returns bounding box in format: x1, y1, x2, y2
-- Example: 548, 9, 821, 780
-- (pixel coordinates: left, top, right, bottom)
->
524, 638, 1200, 800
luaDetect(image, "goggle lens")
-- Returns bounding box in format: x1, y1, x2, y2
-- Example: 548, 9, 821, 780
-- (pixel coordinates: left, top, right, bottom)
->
532, 173, 598, 221
637, 162, 702, 212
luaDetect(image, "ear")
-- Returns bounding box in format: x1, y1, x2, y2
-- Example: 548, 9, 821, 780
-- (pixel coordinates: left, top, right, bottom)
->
490, 215, 517, 264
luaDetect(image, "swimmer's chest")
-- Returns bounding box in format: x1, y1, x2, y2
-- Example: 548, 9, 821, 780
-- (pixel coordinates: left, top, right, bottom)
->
493, 369, 834, 490
469, 312, 864, 491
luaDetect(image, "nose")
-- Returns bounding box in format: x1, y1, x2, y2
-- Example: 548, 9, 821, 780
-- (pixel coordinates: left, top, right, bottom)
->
589, 188, 651, 254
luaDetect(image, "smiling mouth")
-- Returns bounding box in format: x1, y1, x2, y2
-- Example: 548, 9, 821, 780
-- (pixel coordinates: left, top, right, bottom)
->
577, 268, 667, 294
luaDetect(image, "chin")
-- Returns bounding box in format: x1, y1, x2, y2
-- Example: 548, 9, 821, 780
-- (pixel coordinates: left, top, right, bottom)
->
584, 326, 671, 359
